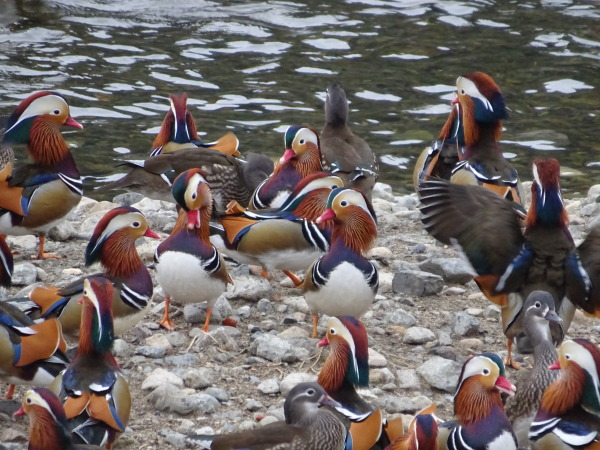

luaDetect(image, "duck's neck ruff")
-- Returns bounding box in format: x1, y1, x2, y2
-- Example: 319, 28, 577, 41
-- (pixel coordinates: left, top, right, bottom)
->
455, 377, 504, 426
78, 298, 115, 357
293, 189, 333, 222
28, 118, 71, 167
273, 145, 322, 177
28, 408, 72, 450
170, 206, 212, 243
318, 340, 351, 393
332, 210, 377, 254
540, 363, 584, 416
438, 105, 459, 140
101, 231, 144, 278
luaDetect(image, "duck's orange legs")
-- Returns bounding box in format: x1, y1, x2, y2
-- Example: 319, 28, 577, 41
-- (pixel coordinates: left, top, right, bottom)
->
34, 234, 61, 259
311, 314, 319, 338
4, 384, 15, 400
505, 339, 525, 370
202, 307, 213, 333
283, 270, 303, 287
159, 297, 177, 331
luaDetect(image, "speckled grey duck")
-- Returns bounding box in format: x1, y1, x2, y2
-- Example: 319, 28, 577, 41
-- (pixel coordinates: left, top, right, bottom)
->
210, 382, 350, 450
320, 81, 378, 202
505, 291, 563, 449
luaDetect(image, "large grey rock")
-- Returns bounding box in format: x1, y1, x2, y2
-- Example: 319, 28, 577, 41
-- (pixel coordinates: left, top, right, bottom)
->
112, 192, 145, 206
368, 348, 387, 367
48, 221, 77, 241
251, 335, 297, 363
452, 311, 481, 337
403, 327, 436, 345
142, 368, 184, 390
11, 263, 37, 286
280, 373, 318, 396
135, 345, 166, 358
392, 270, 444, 296
377, 396, 417, 414
226, 276, 273, 302
148, 384, 220, 415
419, 258, 475, 284
258, 378, 280, 395
183, 368, 214, 389
416, 356, 462, 393
384, 309, 417, 327
396, 369, 422, 390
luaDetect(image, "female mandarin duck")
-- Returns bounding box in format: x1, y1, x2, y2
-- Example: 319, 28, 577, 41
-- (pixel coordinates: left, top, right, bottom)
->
51, 277, 131, 448
448, 73, 524, 210
0, 301, 68, 399
303, 188, 378, 337
15, 387, 103, 449
21, 206, 159, 338
505, 291, 563, 448
211, 382, 350, 450
212, 172, 343, 286
320, 81, 378, 201
318, 316, 403, 449
413, 100, 462, 189
529, 338, 600, 448
0, 91, 83, 260
155, 169, 232, 331
385, 405, 440, 450
438, 353, 517, 450
419, 158, 600, 368
249, 125, 324, 210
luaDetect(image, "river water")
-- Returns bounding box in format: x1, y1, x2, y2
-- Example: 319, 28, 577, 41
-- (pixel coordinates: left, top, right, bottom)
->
0, 0, 599, 198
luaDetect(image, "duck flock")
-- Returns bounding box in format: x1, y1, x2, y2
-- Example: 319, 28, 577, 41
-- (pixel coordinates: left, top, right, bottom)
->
0, 73, 599, 450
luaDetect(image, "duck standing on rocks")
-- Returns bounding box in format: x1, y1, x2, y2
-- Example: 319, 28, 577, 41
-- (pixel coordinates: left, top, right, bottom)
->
51, 277, 131, 448
155, 169, 232, 331
20, 206, 159, 338
14, 387, 104, 449
438, 353, 517, 449
303, 188, 378, 337
320, 81, 378, 201
505, 291, 563, 447
249, 125, 323, 210
419, 158, 600, 368
212, 172, 342, 286
0, 91, 83, 260
317, 316, 402, 449
529, 338, 600, 448
210, 382, 350, 450
0, 301, 68, 399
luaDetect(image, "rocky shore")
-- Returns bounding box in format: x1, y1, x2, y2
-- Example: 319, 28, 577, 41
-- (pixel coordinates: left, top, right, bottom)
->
1, 181, 599, 449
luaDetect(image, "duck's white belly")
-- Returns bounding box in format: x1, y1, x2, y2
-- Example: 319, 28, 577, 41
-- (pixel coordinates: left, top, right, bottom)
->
486, 431, 518, 450
156, 251, 226, 306
305, 262, 374, 317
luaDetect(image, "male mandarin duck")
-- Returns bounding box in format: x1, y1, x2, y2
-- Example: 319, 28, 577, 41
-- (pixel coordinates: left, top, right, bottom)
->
505, 291, 563, 448
413, 100, 462, 189
20, 206, 159, 338
529, 338, 600, 448
211, 382, 350, 450
303, 188, 378, 337
14, 387, 103, 449
317, 316, 403, 449
385, 406, 440, 450
437, 353, 517, 450
249, 125, 324, 210
448, 72, 524, 210
0, 301, 68, 399
0, 91, 83, 259
320, 81, 378, 201
211, 172, 343, 286
419, 158, 600, 368
98, 93, 273, 209
154, 169, 232, 331
51, 277, 131, 448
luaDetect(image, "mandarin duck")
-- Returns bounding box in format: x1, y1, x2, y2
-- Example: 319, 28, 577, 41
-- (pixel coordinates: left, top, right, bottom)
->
529, 338, 600, 448
419, 158, 600, 368
98, 93, 273, 210
211, 382, 350, 450
505, 291, 563, 448
303, 188, 378, 337
51, 277, 131, 448
385, 406, 440, 450
14, 387, 103, 449
211, 172, 343, 286
317, 316, 403, 449
154, 169, 232, 331
249, 126, 324, 210
413, 100, 462, 189
17, 206, 159, 338
438, 353, 517, 450
320, 81, 378, 201
447, 73, 524, 210
0, 301, 68, 399
0, 91, 83, 260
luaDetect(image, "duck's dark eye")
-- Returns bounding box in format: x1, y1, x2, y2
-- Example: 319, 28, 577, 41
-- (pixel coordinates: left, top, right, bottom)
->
565, 354, 571, 360
132, 221, 140, 228
307, 389, 315, 395
340, 200, 348, 207
83, 290, 88, 296
331, 185, 337, 189
535, 302, 541, 308
461, 89, 465, 94
191, 192, 197, 200
53, 109, 60, 114
26, 397, 32, 404
329, 328, 336, 335
483, 368, 490, 375
299, 139, 305, 145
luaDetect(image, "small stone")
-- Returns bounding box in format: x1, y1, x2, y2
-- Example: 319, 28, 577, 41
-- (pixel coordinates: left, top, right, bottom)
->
48, 221, 77, 241
135, 346, 166, 358
465, 308, 483, 317
259, 416, 279, 426
278, 326, 310, 339
167, 332, 188, 348
437, 332, 453, 346
378, 396, 417, 414
142, 368, 184, 390
246, 399, 264, 411
237, 305, 252, 318
392, 270, 444, 296
396, 369, 421, 390
282, 296, 310, 314
368, 348, 387, 367
144, 334, 173, 351
280, 373, 318, 396
62, 268, 83, 276
113, 192, 145, 206
258, 378, 280, 395
11, 263, 38, 286
366, 247, 394, 265
445, 287, 466, 295
252, 335, 297, 363
165, 354, 198, 367
452, 311, 480, 337
384, 309, 417, 327
205, 387, 230, 403
419, 258, 474, 284
483, 305, 501, 319
372, 182, 395, 202
416, 356, 462, 393
257, 298, 273, 313
226, 276, 273, 302
183, 304, 208, 324
429, 346, 457, 360
183, 368, 214, 389
404, 327, 436, 345
458, 338, 485, 352
371, 368, 396, 386
112, 339, 131, 358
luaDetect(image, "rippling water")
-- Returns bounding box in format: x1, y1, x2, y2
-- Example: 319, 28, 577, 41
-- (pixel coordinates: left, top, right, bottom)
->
0, 0, 599, 198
